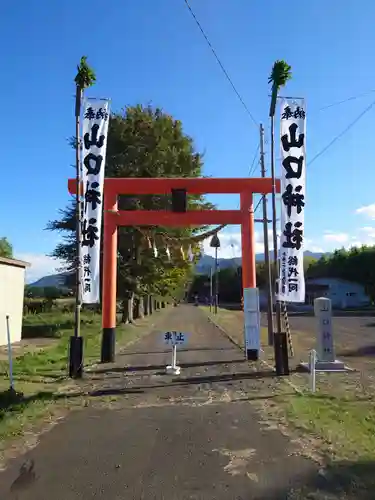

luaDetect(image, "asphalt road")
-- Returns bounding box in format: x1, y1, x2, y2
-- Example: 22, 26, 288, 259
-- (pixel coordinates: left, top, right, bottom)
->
0, 306, 325, 499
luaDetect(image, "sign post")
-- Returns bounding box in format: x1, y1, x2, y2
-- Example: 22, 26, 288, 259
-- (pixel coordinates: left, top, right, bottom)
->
164, 331, 187, 375
300, 297, 347, 374
243, 288, 260, 360
315, 297, 335, 361
314, 297, 345, 370
5, 316, 14, 392
309, 349, 316, 392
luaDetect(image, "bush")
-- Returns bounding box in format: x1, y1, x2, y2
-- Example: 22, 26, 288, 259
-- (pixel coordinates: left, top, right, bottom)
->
24, 298, 57, 315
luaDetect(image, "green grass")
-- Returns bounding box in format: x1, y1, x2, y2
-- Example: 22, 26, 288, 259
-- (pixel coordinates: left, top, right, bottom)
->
1, 310, 105, 380
202, 306, 375, 466
283, 392, 375, 461
0, 308, 157, 446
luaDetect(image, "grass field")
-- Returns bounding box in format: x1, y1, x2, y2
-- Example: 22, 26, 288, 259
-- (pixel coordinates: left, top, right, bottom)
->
201, 306, 375, 495
0, 306, 166, 457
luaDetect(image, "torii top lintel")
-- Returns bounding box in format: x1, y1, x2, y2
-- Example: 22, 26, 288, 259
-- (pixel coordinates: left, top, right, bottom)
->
67, 177, 280, 196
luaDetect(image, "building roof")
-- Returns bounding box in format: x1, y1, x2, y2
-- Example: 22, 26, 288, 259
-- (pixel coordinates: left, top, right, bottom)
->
0, 256, 30, 269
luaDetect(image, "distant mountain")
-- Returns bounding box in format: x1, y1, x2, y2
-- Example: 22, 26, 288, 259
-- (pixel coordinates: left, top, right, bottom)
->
28, 251, 329, 286
28, 271, 72, 289
195, 251, 328, 274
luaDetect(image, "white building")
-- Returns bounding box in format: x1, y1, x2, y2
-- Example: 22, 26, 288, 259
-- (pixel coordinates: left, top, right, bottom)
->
305, 277, 371, 309
258, 277, 371, 310
0, 256, 30, 346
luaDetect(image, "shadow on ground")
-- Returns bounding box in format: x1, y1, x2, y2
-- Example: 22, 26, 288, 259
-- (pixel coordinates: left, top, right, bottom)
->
0, 368, 285, 416
85, 369, 289, 393
121, 347, 236, 356
264, 459, 375, 500
0, 386, 144, 418
90, 359, 244, 375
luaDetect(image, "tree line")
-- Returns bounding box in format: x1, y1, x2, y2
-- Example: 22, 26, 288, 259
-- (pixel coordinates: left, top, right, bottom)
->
307, 246, 375, 301
189, 246, 375, 303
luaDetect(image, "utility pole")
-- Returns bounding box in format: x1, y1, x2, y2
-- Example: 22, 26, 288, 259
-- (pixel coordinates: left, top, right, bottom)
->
259, 124, 274, 346
209, 267, 213, 313
270, 114, 289, 375
74, 83, 82, 342
270, 115, 283, 337
215, 246, 219, 314
210, 234, 221, 314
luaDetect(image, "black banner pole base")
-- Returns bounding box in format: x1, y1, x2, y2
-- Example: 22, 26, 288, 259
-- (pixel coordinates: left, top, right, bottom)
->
274, 332, 290, 376
246, 349, 259, 361
101, 327, 116, 363
69, 336, 83, 379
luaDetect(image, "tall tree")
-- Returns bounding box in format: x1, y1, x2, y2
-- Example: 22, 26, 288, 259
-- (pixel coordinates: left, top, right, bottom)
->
47, 104, 215, 319
0, 237, 13, 258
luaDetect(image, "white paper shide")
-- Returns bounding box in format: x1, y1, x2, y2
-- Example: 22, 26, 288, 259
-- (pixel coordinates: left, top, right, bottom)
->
80, 99, 110, 303
278, 98, 306, 303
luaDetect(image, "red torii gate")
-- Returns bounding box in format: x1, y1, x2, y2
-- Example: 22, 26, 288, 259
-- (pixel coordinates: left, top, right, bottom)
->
68, 177, 280, 363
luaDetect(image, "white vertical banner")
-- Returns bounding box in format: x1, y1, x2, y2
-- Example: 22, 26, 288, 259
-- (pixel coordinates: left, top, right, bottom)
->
80, 99, 110, 303
278, 98, 306, 303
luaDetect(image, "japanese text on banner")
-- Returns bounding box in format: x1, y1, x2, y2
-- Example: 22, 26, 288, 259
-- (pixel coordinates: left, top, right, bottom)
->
278, 99, 306, 303
80, 100, 110, 304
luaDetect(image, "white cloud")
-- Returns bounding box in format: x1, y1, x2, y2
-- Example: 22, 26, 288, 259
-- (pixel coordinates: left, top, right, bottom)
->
356, 204, 375, 220
202, 232, 243, 259
14, 253, 64, 284
319, 227, 375, 252
323, 232, 349, 243
202, 230, 326, 259
359, 226, 375, 238
202, 228, 283, 259
304, 238, 324, 253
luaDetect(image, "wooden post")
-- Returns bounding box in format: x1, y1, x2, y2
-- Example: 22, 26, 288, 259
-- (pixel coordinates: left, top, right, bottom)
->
260, 123, 274, 346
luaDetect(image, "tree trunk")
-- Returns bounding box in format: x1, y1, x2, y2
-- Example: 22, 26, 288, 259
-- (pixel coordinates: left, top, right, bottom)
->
134, 297, 144, 319
139, 296, 144, 318
121, 299, 130, 323
161, 301, 165, 308
149, 296, 153, 314
133, 297, 140, 320
128, 292, 134, 323
143, 295, 149, 316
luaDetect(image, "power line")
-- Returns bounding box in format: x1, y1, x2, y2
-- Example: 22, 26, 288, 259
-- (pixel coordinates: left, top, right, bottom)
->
254, 195, 264, 214
319, 89, 375, 112
248, 144, 260, 177
308, 98, 375, 166
183, 0, 258, 128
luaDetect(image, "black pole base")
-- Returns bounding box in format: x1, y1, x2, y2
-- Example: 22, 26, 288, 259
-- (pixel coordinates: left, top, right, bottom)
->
101, 327, 116, 363
69, 336, 83, 378
274, 332, 290, 376
246, 349, 259, 361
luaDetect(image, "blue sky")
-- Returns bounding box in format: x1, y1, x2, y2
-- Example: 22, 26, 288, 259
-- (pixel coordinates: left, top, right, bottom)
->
2, 0, 375, 281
